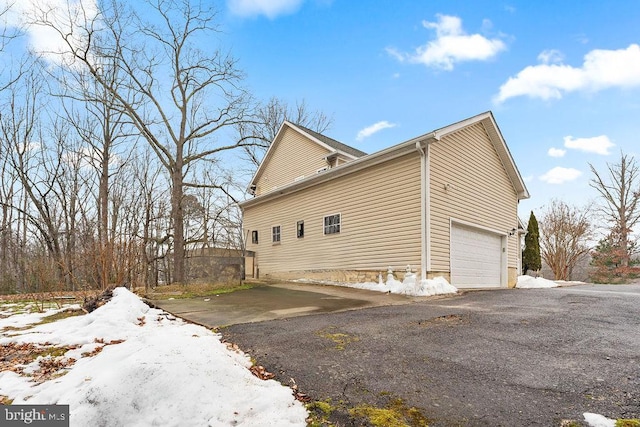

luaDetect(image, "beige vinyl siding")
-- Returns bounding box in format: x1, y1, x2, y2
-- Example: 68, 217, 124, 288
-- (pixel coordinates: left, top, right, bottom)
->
244, 153, 422, 274
254, 127, 332, 196
430, 123, 519, 271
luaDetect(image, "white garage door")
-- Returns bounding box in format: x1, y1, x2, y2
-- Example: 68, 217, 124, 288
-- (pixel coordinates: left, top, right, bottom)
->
451, 224, 502, 287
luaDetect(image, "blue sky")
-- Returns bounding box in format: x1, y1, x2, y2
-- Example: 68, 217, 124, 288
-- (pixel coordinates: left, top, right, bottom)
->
222, 0, 640, 220
3, 0, 640, 221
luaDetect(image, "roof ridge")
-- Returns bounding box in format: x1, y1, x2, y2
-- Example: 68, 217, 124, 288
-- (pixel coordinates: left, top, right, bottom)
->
293, 123, 367, 158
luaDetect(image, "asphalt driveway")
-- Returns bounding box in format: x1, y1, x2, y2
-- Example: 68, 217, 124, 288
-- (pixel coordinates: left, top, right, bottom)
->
221, 284, 640, 426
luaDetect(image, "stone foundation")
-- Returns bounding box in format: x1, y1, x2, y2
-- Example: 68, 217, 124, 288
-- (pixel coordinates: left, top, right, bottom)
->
263, 268, 452, 284
263, 268, 516, 288
508, 267, 518, 288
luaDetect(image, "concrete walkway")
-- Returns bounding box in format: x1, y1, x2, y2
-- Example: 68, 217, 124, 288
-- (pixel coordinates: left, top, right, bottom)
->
150, 282, 415, 328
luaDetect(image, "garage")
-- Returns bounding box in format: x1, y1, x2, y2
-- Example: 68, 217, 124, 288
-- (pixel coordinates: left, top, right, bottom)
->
450, 223, 503, 287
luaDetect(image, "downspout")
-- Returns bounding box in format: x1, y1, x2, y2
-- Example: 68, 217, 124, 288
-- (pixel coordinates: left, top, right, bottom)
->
416, 140, 431, 281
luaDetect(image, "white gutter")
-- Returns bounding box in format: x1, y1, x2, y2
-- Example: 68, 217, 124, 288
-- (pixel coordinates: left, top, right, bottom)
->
241, 132, 434, 209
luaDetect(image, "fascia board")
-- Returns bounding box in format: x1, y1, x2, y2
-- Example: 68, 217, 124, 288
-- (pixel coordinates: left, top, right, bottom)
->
286, 122, 360, 160
480, 114, 530, 200
240, 133, 436, 209
246, 120, 290, 193
434, 111, 530, 201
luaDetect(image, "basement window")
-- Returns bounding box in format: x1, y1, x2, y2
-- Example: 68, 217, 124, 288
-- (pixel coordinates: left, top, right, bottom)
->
272, 226, 281, 243
297, 221, 304, 238
323, 214, 341, 235
251, 230, 258, 244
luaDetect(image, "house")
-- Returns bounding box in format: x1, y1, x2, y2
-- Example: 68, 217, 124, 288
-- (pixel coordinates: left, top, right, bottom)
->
240, 111, 529, 288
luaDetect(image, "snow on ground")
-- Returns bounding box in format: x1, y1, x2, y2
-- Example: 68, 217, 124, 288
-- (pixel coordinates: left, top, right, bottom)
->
584, 412, 616, 427
295, 271, 457, 297
0, 288, 307, 427
516, 275, 560, 289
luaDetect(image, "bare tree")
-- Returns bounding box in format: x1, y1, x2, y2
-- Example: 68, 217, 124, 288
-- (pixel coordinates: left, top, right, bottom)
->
33, 0, 255, 283
1, 71, 68, 288
0, 2, 28, 94
0, 1, 18, 50
55, 65, 138, 289
131, 147, 169, 290
589, 153, 640, 269
539, 200, 593, 281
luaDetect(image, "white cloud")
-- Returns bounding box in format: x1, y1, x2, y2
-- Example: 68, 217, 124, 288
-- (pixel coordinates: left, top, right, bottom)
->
62, 146, 121, 170
563, 135, 614, 155
385, 47, 405, 62
539, 167, 582, 184
547, 147, 566, 158
228, 0, 303, 18
495, 44, 640, 103
0, 0, 99, 66
387, 14, 506, 70
537, 49, 564, 64
356, 121, 396, 141
522, 175, 534, 183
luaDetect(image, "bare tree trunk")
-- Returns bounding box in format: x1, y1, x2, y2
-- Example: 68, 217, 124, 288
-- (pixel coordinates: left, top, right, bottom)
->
171, 165, 186, 284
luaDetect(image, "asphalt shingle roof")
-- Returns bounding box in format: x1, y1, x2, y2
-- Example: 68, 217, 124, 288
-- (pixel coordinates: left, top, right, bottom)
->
294, 124, 368, 158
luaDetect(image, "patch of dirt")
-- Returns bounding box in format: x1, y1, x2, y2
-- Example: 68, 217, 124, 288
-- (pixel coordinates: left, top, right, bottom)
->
413, 313, 469, 327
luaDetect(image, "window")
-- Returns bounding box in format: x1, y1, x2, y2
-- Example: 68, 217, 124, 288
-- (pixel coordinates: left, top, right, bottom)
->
323, 214, 341, 235
296, 221, 304, 238
251, 230, 258, 244
272, 226, 281, 243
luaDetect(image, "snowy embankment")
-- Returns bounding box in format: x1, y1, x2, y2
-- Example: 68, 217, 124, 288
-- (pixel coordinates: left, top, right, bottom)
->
515, 275, 560, 288
295, 271, 458, 297
0, 288, 307, 427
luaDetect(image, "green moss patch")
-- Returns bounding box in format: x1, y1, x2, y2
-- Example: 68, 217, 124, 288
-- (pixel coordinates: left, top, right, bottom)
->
616, 419, 640, 427
316, 327, 359, 350
38, 309, 85, 325
349, 398, 429, 427
306, 399, 336, 426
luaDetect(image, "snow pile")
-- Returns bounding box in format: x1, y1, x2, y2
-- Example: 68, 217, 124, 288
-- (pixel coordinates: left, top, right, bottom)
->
584, 413, 615, 427
0, 288, 307, 427
516, 275, 559, 289
296, 272, 457, 297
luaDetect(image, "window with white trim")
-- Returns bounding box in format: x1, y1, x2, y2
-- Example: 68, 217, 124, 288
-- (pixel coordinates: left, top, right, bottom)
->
251, 230, 258, 244
323, 214, 341, 235
272, 226, 281, 243
296, 221, 304, 238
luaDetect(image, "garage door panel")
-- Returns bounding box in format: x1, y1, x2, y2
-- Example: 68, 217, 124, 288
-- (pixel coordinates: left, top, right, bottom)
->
451, 224, 502, 287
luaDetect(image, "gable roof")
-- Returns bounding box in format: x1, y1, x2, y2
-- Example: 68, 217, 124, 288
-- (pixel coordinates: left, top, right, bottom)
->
243, 111, 529, 206
248, 121, 367, 193
293, 124, 368, 158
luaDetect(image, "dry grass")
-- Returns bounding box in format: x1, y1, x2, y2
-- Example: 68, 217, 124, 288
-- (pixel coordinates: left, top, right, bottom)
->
0, 290, 101, 304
